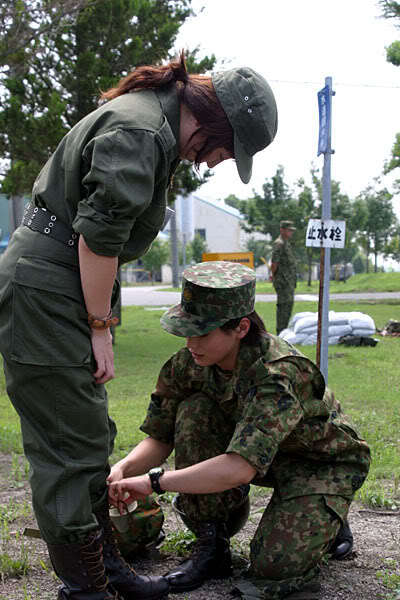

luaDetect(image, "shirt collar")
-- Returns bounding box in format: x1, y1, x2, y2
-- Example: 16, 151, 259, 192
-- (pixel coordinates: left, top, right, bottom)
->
155, 84, 181, 160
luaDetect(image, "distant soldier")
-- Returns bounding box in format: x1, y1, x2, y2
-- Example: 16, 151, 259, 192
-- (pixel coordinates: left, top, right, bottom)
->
270, 220, 297, 334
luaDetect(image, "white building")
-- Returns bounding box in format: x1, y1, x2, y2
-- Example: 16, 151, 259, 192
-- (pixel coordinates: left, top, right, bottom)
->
160, 193, 269, 283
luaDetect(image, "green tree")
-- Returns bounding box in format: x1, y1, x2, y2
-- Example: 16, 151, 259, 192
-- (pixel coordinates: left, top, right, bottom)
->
296, 169, 367, 284
238, 166, 300, 239
0, 1, 92, 67
246, 237, 270, 268
295, 176, 319, 286
383, 225, 400, 263
352, 254, 366, 274
224, 193, 242, 211
380, 1, 400, 187
0, 0, 195, 196
190, 233, 208, 264
234, 167, 305, 280
141, 239, 169, 283
357, 184, 398, 272
384, 133, 400, 190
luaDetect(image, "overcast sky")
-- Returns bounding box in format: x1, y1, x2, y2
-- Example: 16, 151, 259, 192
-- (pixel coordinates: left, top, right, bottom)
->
175, 0, 400, 217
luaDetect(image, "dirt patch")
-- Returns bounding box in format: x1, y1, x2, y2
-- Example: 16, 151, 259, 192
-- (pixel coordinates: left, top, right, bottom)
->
0, 453, 399, 600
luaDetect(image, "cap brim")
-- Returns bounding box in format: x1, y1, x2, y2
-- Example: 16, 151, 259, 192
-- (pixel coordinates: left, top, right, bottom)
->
160, 304, 229, 337
234, 132, 253, 184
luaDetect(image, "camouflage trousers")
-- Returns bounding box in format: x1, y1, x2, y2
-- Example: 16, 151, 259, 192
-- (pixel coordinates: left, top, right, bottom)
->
174, 392, 351, 599
273, 284, 295, 335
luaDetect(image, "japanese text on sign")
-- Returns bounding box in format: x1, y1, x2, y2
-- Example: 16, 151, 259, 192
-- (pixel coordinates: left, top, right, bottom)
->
306, 219, 346, 248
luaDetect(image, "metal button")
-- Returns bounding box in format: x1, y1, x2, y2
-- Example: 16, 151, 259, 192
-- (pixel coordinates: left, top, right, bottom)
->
48, 222, 54, 228
44, 227, 50, 234
244, 96, 249, 101
51, 215, 57, 221
33, 207, 38, 213
71, 233, 78, 239
247, 108, 253, 114
68, 239, 75, 246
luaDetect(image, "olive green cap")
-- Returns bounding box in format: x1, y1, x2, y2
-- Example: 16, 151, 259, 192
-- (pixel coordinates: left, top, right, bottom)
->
160, 261, 256, 337
212, 67, 278, 184
280, 220, 296, 230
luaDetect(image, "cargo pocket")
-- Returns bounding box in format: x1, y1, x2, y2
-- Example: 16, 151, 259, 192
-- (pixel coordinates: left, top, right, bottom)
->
11, 256, 91, 366
323, 494, 351, 525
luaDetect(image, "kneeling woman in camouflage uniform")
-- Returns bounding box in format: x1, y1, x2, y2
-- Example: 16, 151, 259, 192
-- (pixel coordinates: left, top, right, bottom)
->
108, 261, 370, 599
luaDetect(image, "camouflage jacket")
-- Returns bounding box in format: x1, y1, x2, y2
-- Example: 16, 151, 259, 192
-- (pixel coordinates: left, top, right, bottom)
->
271, 235, 297, 289
141, 334, 370, 499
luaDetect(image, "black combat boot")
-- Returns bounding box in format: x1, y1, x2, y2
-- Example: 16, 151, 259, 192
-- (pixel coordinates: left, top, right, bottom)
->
329, 519, 354, 560
165, 521, 232, 593
47, 529, 119, 599
94, 501, 169, 600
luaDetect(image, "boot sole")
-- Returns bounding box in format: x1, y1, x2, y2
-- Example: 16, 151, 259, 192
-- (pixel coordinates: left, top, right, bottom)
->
168, 569, 232, 593
118, 591, 169, 600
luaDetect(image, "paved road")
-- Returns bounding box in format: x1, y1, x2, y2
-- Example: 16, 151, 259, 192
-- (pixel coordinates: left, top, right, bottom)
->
121, 286, 400, 307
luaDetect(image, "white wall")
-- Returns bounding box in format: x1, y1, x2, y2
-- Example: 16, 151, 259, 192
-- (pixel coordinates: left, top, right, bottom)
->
192, 197, 242, 252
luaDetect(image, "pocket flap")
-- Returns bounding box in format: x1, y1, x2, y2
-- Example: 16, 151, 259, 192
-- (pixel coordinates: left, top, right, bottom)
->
14, 256, 84, 302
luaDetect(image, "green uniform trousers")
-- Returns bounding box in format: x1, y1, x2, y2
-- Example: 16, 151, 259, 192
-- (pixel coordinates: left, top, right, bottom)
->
0, 228, 117, 544
273, 284, 295, 335
3, 357, 116, 544
174, 392, 351, 600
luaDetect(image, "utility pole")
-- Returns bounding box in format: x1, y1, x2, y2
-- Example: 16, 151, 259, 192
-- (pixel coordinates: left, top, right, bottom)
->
316, 76, 335, 382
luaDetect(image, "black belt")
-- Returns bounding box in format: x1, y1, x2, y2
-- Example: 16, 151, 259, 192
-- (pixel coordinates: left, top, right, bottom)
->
22, 204, 79, 249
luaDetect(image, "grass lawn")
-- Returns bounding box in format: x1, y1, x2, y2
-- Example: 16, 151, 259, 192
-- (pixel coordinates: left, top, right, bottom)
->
158, 271, 400, 294
0, 298, 399, 508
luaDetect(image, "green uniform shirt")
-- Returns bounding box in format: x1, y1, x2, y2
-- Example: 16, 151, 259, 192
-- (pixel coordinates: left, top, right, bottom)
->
32, 85, 180, 263
271, 234, 296, 289
141, 335, 370, 500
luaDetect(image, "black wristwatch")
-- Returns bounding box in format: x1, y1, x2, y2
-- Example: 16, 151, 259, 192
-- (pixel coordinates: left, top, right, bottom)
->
148, 467, 165, 495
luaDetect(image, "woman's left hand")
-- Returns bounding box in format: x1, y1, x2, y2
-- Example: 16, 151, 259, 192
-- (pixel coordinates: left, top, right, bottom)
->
91, 328, 115, 383
108, 476, 152, 512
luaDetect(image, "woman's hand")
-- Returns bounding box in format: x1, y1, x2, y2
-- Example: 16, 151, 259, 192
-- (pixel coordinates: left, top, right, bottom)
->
108, 476, 152, 512
107, 463, 125, 485
91, 328, 115, 384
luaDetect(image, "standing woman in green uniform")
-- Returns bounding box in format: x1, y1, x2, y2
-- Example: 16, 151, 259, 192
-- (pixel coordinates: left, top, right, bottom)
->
0, 53, 278, 600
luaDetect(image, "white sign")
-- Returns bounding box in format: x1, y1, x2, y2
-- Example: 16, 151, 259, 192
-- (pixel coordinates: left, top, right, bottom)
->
306, 219, 346, 248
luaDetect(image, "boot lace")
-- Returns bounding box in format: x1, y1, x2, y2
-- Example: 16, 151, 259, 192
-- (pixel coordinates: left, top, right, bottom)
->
98, 503, 138, 577
81, 534, 119, 599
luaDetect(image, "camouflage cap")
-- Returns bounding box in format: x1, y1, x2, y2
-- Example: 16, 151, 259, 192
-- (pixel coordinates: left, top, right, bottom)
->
161, 261, 256, 337
280, 220, 296, 230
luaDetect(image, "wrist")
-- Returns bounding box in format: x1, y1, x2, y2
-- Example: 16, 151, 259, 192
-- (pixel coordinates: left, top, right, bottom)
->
88, 309, 119, 329
148, 467, 165, 495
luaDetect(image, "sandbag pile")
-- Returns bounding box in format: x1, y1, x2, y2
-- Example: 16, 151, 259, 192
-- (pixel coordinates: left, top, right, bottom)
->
279, 310, 376, 346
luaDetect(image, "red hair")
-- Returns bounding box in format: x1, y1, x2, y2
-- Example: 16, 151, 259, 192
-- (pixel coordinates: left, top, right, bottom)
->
101, 52, 234, 161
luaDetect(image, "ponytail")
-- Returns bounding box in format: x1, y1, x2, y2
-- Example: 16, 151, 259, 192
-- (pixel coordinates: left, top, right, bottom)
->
101, 51, 188, 101
100, 51, 234, 160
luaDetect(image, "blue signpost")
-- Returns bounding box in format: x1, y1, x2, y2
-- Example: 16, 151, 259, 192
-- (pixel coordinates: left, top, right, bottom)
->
316, 77, 334, 382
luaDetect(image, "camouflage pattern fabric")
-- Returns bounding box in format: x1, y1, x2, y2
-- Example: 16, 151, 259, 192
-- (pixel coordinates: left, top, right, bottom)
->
275, 293, 295, 337
111, 496, 164, 559
161, 260, 256, 337
140, 332, 370, 597
271, 235, 297, 334
232, 493, 349, 599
